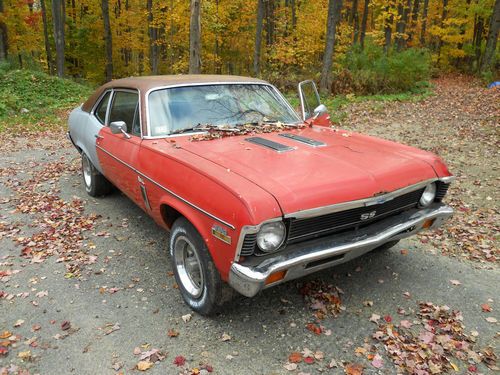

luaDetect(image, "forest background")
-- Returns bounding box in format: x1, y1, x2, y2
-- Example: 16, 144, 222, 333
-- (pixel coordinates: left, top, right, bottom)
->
0, 0, 499, 96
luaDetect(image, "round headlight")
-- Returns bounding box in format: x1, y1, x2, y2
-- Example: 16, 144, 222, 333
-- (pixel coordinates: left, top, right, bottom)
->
256, 222, 286, 253
419, 183, 437, 207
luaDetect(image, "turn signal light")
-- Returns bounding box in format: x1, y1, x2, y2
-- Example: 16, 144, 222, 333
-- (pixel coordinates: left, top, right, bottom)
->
265, 270, 287, 285
422, 219, 435, 229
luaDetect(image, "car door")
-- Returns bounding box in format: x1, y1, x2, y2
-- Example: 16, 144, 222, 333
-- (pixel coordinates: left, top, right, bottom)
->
96, 89, 142, 203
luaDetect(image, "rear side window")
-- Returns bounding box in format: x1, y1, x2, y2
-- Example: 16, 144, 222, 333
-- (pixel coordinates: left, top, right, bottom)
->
95, 91, 111, 124
109, 91, 140, 136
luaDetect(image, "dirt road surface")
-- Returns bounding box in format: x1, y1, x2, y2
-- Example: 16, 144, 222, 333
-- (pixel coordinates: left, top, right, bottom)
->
1, 78, 498, 374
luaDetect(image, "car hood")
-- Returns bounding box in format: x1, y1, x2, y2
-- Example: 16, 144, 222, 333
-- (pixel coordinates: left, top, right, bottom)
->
176, 127, 439, 216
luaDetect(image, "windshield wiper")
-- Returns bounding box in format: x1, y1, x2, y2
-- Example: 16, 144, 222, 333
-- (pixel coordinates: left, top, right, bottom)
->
170, 124, 205, 135
170, 124, 243, 135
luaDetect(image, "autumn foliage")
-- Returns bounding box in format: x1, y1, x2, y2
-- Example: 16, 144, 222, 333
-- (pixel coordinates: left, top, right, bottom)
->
0, 0, 498, 89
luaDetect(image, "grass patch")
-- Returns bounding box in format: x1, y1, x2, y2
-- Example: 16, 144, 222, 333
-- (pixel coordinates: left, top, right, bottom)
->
0, 67, 93, 134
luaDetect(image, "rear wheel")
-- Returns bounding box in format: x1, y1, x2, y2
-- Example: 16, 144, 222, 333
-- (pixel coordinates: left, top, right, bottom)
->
81, 153, 113, 197
170, 217, 232, 315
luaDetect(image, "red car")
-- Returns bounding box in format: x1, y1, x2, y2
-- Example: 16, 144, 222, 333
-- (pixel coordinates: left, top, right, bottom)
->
68, 75, 454, 315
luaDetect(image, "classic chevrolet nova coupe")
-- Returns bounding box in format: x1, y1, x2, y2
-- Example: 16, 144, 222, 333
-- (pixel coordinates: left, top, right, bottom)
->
68, 75, 454, 314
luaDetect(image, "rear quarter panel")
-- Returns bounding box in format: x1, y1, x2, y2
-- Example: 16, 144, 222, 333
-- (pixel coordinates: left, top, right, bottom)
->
68, 106, 103, 173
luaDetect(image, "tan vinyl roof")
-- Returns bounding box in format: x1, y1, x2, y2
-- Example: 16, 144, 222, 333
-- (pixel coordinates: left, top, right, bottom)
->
82, 75, 267, 112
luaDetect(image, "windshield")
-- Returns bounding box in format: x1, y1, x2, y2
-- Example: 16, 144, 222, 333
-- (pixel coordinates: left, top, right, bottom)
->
148, 84, 300, 136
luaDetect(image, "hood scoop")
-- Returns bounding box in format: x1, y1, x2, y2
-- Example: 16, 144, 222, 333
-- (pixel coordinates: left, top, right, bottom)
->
245, 137, 294, 153
278, 133, 326, 147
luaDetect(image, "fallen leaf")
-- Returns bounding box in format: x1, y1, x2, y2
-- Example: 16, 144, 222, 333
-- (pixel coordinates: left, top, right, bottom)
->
481, 304, 492, 312
14, 319, 25, 327
371, 354, 383, 369
221, 333, 231, 342
345, 363, 363, 375
400, 320, 413, 328
0, 331, 12, 339
136, 361, 153, 371
304, 356, 314, 364
18, 350, 32, 361
306, 323, 322, 335
173, 355, 186, 366
284, 363, 298, 371
369, 313, 381, 323
181, 314, 192, 323
485, 317, 497, 323
288, 352, 302, 363
167, 329, 179, 337
450, 279, 461, 286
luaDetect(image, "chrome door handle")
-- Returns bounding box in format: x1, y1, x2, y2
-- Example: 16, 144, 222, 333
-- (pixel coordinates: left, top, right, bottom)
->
94, 134, 104, 139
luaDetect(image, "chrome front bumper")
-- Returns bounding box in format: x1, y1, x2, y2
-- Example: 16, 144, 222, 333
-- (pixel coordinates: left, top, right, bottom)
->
228, 204, 453, 297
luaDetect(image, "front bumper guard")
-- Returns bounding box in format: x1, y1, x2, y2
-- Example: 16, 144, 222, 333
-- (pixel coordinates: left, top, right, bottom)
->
228, 204, 453, 297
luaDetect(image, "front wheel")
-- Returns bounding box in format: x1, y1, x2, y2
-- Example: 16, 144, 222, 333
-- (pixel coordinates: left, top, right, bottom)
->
81, 153, 113, 197
170, 217, 232, 315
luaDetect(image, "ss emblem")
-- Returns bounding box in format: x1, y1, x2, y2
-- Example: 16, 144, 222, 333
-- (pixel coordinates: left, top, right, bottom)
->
360, 210, 376, 220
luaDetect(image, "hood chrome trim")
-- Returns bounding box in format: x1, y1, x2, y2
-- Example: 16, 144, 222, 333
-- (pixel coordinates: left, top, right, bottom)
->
278, 133, 326, 147
245, 137, 294, 153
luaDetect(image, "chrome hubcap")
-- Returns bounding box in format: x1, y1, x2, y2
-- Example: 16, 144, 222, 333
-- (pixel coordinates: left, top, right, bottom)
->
82, 155, 92, 189
174, 236, 204, 298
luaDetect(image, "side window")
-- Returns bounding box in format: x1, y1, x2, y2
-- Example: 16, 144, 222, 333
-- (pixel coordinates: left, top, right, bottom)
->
109, 91, 140, 136
95, 91, 111, 124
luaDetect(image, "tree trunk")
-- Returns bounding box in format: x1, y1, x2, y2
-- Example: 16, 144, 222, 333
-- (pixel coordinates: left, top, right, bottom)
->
359, 0, 370, 48
384, 6, 394, 54
101, 0, 113, 82
265, 0, 275, 46
481, 0, 500, 72
420, 0, 429, 44
51, 0, 65, 77
253, 0, 264, 76
291, 0, 297, 30
319, 0, 344, 94
0, 0, 9, 61
350, 0, 359, 43
407, 0, 420, 45
396, 0, 412, 50
189, 0, 202, 74
40, 0, 53, 74
147, 0, 159, 74
474, 16, 484, 69
437, 0, 448, 61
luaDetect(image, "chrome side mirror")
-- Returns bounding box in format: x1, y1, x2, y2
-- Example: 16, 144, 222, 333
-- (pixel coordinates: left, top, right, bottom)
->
298, 80, 322, 121
313, 104, 328, 119
110, 121, 131, 139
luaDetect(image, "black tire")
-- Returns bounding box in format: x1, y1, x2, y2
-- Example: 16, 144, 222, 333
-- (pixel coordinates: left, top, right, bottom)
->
81, 152, 113, 197
170, 217, 232, 315
374, 240, 400, 251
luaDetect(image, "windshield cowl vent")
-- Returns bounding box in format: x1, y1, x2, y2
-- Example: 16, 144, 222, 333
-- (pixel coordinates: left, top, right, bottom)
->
245, 137, 294, 153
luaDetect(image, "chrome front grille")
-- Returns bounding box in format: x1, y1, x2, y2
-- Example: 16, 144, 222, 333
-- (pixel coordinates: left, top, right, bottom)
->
287, 188, 425, 244
239, 182, 452, 257
435, 182, 450, 201
240, 233, 257, 256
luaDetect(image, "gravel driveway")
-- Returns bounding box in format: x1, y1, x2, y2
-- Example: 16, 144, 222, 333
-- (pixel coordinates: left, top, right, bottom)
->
1, 78, 498, 374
